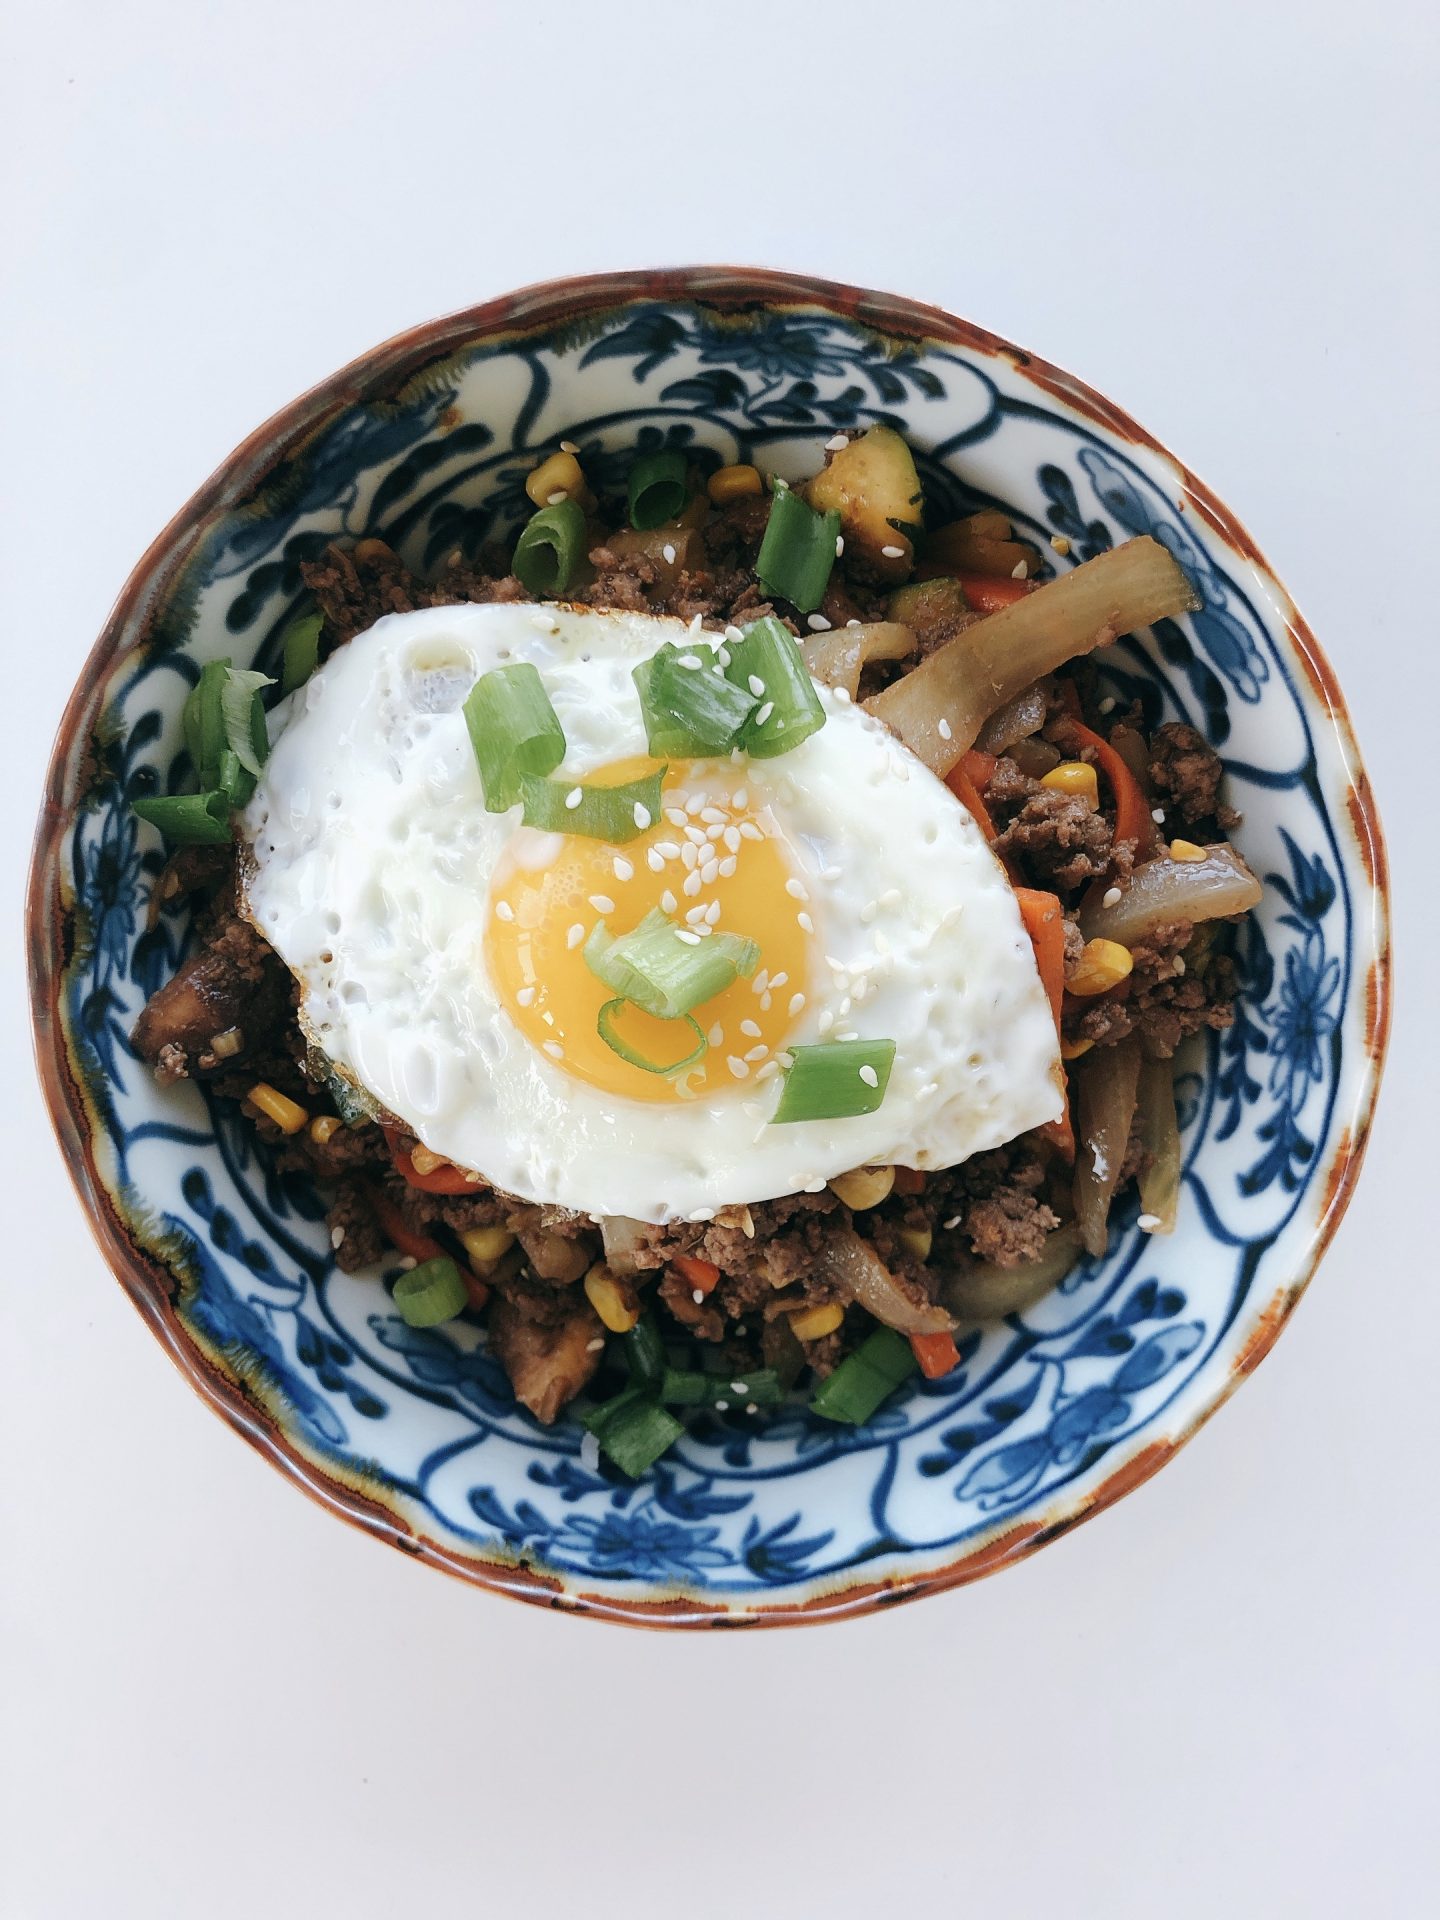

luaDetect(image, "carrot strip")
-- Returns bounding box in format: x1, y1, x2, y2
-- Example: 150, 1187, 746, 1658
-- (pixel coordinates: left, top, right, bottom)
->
945, 747, 998, 840
1064, 719, 1154, 854
368, 1186, 448, 1266
672, 1254, 721, 1295
910, 1331, 962, 1379
956, 571, 1034, 613
1012, 886, 1076, 1162
891, 1167, 927, 1196
383, 1126, 479, 1195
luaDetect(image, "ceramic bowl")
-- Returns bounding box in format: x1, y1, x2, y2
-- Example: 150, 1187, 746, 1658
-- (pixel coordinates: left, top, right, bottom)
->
29, 268, 1390, 1627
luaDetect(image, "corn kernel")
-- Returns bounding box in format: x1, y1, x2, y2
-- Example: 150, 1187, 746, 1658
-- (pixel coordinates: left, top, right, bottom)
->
308, 1114, 342, 1146
897, 1225, 933, 1263
525, 450, 590, 509
408, 1143, 451, 1176
1040, 760, 1100, 808
1169, 838, 1208, 862
584, 1262, 640, 1334
208, 1025, 243, 1060
1060, 1034, 1095, 1061
828, 1165, 896, 1211
1067, 938, 1134, 998
788, 1301, 845, 1341
707, 463, 763, 505
459, 1226, 515, 1271
247, 1082, 308, 1134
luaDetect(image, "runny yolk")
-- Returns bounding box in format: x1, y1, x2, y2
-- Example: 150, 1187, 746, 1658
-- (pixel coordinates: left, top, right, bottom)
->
485, 757, 811, 1103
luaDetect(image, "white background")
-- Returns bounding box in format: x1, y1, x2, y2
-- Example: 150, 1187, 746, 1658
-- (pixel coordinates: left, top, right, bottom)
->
3, 3, 1435, 1915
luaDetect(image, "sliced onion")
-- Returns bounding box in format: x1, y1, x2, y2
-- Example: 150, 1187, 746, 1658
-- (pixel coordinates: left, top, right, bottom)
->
599, 1215, 651, 1273
975, 681, 1049, 755
1072, 1035, 1143, 1258
941, 1225, 1081, 1321
1079, 843, 1261, 945
818, 1226, 954, 1334
600, 525, 705, 591
1137, 1055, 1181, 1234
801, 621, 915, 700
866, 536, 1199, 774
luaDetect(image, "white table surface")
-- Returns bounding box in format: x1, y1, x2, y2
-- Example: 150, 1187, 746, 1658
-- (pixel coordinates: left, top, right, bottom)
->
3, 3, 1435, 1915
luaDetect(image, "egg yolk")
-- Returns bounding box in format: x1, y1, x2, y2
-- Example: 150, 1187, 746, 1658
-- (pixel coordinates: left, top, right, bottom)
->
485, 758, 811, 1103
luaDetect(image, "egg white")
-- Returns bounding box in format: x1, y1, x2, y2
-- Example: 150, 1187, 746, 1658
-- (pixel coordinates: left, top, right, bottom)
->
240, 602, 1061, 1223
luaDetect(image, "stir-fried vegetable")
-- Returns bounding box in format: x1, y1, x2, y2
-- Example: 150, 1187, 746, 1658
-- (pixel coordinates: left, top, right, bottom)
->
1078, 843, 1261, 945
800, 620, 914, 699
807, 426, 923, 582
517, 765, 666, 843
604, 524, 705, 594
942, 1226, 1082, 1320
1060, 717, 1155, 855
975, 682, 1049, 756
627, 448, 689, 530
513, 498, 588, 596
926, 513, 1041, 581
810, 1326, 919, 1425
866, 537, 1200, 774
815, 1226, 954, 1335
772, 1040, 897, 1125
280, 609, 324, 695
463, 662, 567, 811
392, 1255, 469, 1328
1071, 1036, 1143, 1257
756, 486, 841, 613
1136, 1055, 1182, 1233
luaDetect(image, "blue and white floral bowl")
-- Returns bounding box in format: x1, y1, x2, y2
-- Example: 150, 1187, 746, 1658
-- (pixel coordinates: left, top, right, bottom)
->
30, 268, 1390, 1626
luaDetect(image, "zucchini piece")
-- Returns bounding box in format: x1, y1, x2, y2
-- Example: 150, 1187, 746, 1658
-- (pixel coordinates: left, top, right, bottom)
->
807, 426, 923, 583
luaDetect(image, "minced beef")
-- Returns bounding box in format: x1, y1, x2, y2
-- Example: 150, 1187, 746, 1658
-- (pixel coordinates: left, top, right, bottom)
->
1149, 722, 1240, 831
993, 784, 1116, 890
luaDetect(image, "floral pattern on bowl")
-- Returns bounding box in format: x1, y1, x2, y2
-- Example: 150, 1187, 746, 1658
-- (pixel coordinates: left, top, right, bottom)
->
29, 268, 1390, 1626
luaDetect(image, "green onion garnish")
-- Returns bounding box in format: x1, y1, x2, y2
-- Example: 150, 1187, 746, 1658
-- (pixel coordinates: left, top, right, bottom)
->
724, 617, 827, 759
585, 908, 760, 1019
624, 1314, 668, 1386
280, 609, 324, 694
518, 765, 665, 843
596, 998, 707, 1076
463, 663, 567, 812
756, 487, 841, 613
627, 448, 689, 531
131, 789, 233, 845
660, 1368, 784, 1409
809, 1327, 917, 1426
632, 641, 759, 758
182, 659, 231, 791
220, 668, 273, 779
771, 1038, 897, 1124
582, 1385, 685, 1477
391, 1255, 468, 1328
512, 497, 587, 596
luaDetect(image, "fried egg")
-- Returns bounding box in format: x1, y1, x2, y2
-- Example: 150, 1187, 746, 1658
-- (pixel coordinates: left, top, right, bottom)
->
240, 603, 1061, 1223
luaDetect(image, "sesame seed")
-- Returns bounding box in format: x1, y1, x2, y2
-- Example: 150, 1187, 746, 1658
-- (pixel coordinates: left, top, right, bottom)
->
740, 1018, 762, 1038
564, 787, 583, 810
589, 894, 615, 914
807, 613, 832, 631
685, 824, 708, 847
860, 900, 877, 925
631, 801, 650, 830
1103, 885, 1123, 908
585, 1337, 605, 1353
718, 855, 737, 878
835, 534, 845, 557
943, 1214, 962, 1231
846, 617, 861, 628
1098, 695, 1116, 714
686, 792, 705, 815
755, 701, 775, 727
1011, 560, 1027, 579
559, 439, 580, 455
755, 1060, 780, 1083
494, 899, 515, 922
769, 972, 788, 989
825, 433, 849, 451
701, 860, 720, 884
662, 543, 677, 564
1050, 534, 1071, 555
530, 610, 559, 632
676, 653, 702, 670
817, 1010, 834, 1034
785, 877, 808, 901
661, 889, 678, 913
722, 826, 741, 854
686, 903, 707, 924
681, 842, 698, 869
838, 997, 851, 1017
647, 847, 665, 872
739, 821, 763, 841
837, 1030, 859, 1042
937, 717, 953, 741
330, 1225, 346, 1249
789, 992, 806, 1015
543, 1041, 564, 1060
1173, 956, 1187, 976
692, 1288, 706, 1304
880, 544, 905, 559
1151, 807, 1166, 824
880, 888, 901, 908
752, 970, 769, 994
547, 489, 568, 506
656, 840, 681, 860
676, 927, 701, 944
743, 1044, 766, 1062
665, 807, 687, 827
1138, 1213, 1162, 1232
760, 991, 772, 1010
566, 923, 585, 949
708, 1023, 725, 1046
833, 687, 852, 705
715, 1401, 729, 1413
744, 675, 766, 700
612, 855, 634, 882
859, 1064, 879, 1088
727, 1056, 750, 1079
683, 871, 702, 896
517, 985, 536, 1007
797, 911, 814, 933
397, 1255, 417, 1272
733, 788, 748, 808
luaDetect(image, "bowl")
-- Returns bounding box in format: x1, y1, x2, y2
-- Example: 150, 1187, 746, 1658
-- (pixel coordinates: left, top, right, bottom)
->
29, 268, 1390, 1627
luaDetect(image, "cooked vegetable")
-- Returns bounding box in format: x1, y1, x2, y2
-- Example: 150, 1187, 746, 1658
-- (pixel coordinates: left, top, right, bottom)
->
131, 789, 233, 844
517, 765, 666, 842
392, 1256, 469, 1329
1072, 1035, 1143, 1257
1137, 1055, 1182, 1234
1061, 718, 1155, 855
771, 1039, 897, 1124
672, 1253, 721, 1296
810, 1326, 919, 1425
182, 659, 230, 791
1041, 760, 1101, 808
868, 537, 1200, 774
512, 497, 587, 596
1013, 888, 1066, 1031
724, 616, 827, 756
603, 524, 705, 595
909, 1330, 962, 1379
954, 572, 1034, 613
527, 449, 592, 510
624, 1313, 667, 1385
755, 485, 841, 613
941, 1226, 1082, 1320
596, 998, 707, 1076
707, 463, 763, 504
582, 1385, 684, 1476
800, 621, 914, 700
816, 1226, 953, 1335
599, 1215, 650, 1274
280, 609, 324, 695
369, 1187, 447, 1266
584, 909, 759, 1019
464, 662, 567, 811
828, 1164, 896, 1210
788, 1301, 846, 1341
886, 576, 972, 651
627, 448, 689, 530
583, 1262, 641, 1333
1078, 843, 1261, 945
633, 640, 757, 757
387, 1131, 478, 1195
945, 748, 997, 839
807, 426, 923, 581
926, 514, 1041, 580
1067, 937, 1135, 998
659, 1368, 785, 1409
220, 669, 273, 780
975, 682, 1049, 756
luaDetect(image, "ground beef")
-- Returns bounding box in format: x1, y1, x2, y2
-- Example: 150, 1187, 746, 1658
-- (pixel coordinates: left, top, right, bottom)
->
933, 1144, 1060, 1267
993, 784, 1116, 890
326, 1182, 385, 1272
1149, 722, 1240, 831
300, 539, 427, 646
1062, 920, 1239, 1058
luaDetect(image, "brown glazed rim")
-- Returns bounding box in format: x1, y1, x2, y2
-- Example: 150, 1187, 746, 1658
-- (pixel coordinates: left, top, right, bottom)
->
28, 267, 1392, 1629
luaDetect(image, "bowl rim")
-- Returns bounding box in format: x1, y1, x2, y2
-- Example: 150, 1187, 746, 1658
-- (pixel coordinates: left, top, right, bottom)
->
28, 265, 1393, 1629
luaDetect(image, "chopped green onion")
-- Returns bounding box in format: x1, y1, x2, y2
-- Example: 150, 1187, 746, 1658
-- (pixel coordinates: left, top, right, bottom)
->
215, 748, 255, 810
756, 487, 841, 613
660, 1368, 784, 1409
182, 659, 230, 790
220, 668, 273, 779
624, 1314, 667, 1386
391, 1255, 468, 1328
582, 1385, 684, 1477
771, 1038, 897, 1124
518, 765, 665, 843
724, 617, 827, 758
627, 448, 689, 531
463, 663, 567, 812
512, 497, 587, 596
809, 1327, 917, 1425
596, 998, 707, 1076
281, 609, 324, 694
633, 641, 758, 757
585, 908, 760, 1019
131, 789, 233, 845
